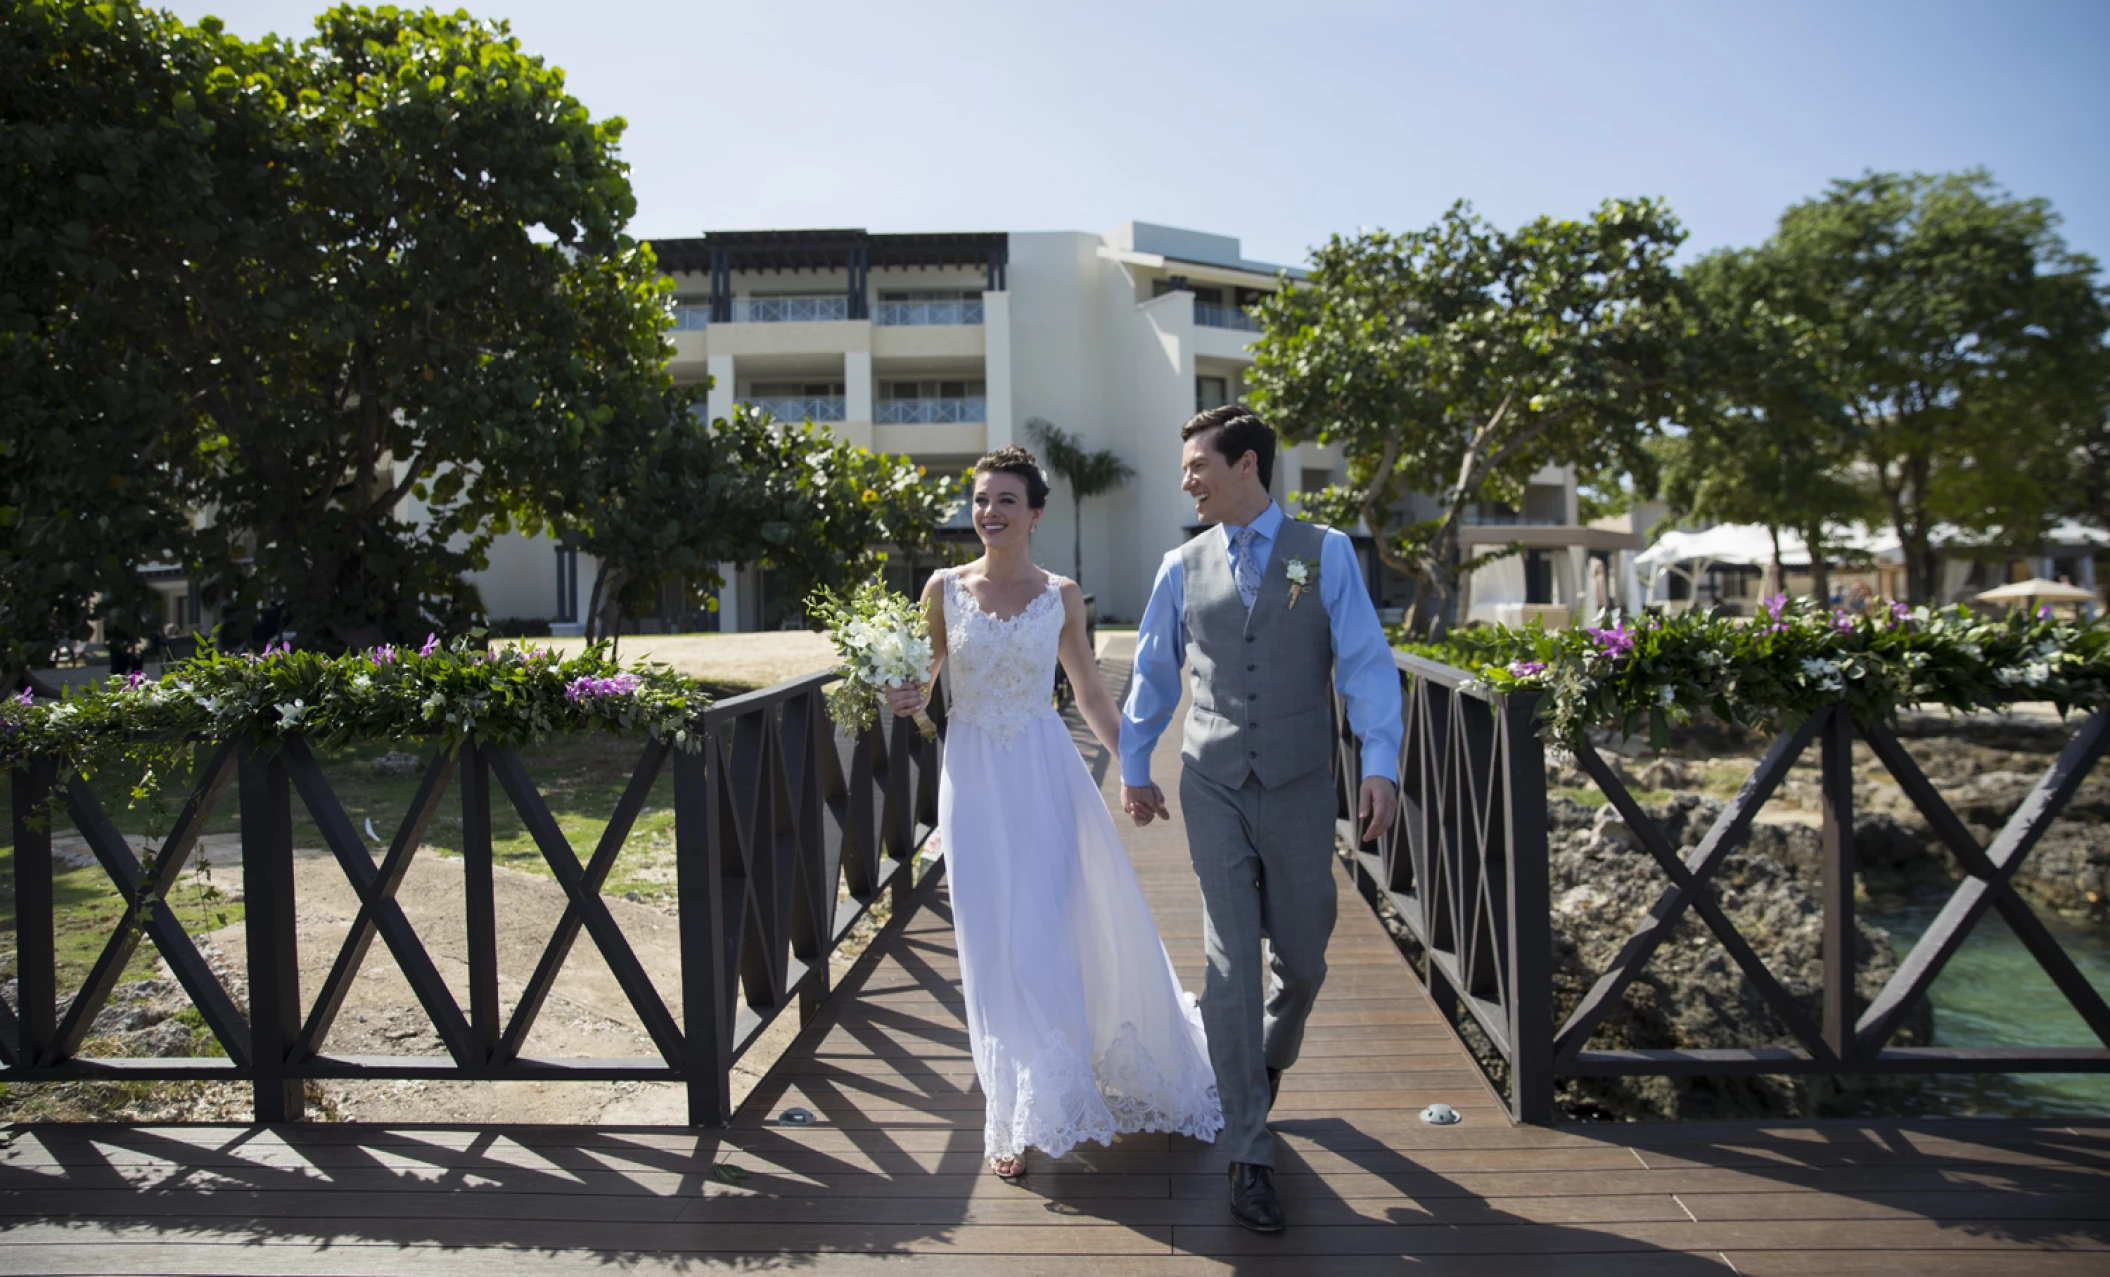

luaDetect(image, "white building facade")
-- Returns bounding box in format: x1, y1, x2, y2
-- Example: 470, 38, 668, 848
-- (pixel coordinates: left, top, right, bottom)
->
471, 221, 1628, 631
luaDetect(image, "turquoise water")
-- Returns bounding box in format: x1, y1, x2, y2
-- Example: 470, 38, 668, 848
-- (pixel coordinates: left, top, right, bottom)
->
1862, 897, 2110, 1118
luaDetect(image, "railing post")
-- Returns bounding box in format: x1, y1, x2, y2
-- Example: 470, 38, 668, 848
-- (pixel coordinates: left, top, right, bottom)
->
11, 757, 58, 1068
238, 741, 304, 1122
1819, 705, 1858, 1060
459, 743, 500, 1064
676, 735, 731, 1126
884, 719, 915, 912
1501, 692, 1554, 1124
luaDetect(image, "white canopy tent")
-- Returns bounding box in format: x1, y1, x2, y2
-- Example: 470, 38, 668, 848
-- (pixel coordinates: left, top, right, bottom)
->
1635, 520, 2109, 608
1632, 524, 1825, 605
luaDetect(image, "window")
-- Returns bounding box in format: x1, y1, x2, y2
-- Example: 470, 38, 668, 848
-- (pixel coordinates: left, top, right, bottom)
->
1300, 468, 1334, 497
1195, 376, 1228, 413
749, 381, 846, 397
1152, 279, 1223, 304
555, 546, 579, 624
1524, 551, 1554, 606
881, 380, 985, 399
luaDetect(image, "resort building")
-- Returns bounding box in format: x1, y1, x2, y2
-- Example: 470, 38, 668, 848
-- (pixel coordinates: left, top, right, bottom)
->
475, 220, 1623, 631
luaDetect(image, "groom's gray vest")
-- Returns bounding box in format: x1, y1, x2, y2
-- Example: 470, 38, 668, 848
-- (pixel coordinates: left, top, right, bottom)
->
1180, 518, 1334, 790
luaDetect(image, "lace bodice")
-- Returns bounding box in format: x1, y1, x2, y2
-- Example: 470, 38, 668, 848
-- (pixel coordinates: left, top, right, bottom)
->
941, 569, 1066, 746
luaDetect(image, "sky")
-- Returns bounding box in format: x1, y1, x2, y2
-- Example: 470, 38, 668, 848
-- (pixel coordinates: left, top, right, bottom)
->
169, 0, 2110, 270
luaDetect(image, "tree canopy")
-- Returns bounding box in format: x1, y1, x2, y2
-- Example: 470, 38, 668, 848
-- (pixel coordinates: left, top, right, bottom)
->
0, 0, 257, 674
1657, 245, 1872, 599
1247, 198, 1698, 635
2, 0, 679, 665
566, 403, 959, 638
1759, 171, 2107, 603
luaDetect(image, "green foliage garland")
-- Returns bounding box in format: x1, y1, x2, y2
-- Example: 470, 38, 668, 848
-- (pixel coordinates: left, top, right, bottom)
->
1399, 599, 2110, 748
0, 638, 710, 781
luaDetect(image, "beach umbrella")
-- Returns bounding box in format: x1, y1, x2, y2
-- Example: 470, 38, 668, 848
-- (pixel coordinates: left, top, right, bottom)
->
1975, 578, 2099, 607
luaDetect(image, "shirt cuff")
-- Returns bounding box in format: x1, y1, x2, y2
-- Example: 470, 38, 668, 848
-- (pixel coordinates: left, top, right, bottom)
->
1119, 755, 1154, 787
1359, 757, 1399, 786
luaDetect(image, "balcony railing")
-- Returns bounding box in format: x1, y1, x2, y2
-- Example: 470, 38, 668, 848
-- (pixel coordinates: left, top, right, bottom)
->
671, 305, 711, 331
747, 397, 846, 423
1194, 302, 1262, 333
875, 300, 983, 327
730, 297, 850, 323
875, 397, 986, 425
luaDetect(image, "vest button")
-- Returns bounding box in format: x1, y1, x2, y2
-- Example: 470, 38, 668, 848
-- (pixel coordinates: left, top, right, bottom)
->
1248, 750, 1258, 758
1246, 663, 1256, 671
1250, 693, 1259, 700
1245, 635, 1256, 643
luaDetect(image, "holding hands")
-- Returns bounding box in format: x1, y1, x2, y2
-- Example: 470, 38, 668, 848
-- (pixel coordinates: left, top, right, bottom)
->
1121, 783, 1170, 827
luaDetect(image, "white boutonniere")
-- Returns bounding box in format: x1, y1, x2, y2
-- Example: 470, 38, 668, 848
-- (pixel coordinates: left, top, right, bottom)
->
1284, 557, 1317, 610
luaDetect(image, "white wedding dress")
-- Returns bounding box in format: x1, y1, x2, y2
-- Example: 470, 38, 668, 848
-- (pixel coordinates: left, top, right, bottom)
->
937, 569, 1222, 1161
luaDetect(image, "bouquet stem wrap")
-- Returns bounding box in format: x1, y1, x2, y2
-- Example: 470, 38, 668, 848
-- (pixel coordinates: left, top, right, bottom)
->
907, 704, 938, 740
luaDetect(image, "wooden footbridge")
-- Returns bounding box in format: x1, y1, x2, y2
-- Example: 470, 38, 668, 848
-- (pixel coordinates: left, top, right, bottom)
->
3, 641, 2106, 1272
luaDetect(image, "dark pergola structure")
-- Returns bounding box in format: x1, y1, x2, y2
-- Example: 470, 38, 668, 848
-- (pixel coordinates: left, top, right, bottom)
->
648, 229, 1008, 322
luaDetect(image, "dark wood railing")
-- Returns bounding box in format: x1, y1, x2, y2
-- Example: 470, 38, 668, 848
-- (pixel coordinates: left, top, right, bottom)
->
1333, 651, 2110, 1123
4, 670, 945, 1124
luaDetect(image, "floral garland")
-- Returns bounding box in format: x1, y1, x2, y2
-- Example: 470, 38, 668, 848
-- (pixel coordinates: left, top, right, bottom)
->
1402, 596, 2110, 747
0, 635, 711, 779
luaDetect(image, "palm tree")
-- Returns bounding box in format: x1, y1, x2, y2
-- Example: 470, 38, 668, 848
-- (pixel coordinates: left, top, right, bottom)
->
1025, 417, 1134, 589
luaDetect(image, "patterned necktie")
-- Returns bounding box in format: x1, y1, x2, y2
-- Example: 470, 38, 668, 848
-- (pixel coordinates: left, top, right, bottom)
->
1233, 526, 1262, 611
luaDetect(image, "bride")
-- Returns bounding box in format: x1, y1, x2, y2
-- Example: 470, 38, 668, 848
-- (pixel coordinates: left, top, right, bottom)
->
886, 445, 1222, 1181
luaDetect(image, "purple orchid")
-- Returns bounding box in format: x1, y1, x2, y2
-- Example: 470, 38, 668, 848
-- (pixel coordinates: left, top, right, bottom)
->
1585, 623, 1635, 660
564, 673, 644, 704
420, 632, 440, 658
369, 644, 398, 666
1506, 659, 1547, 678
126, 670, 145, 690
1832, 610, 1855, 633
14, 687, 32, 707
2039, 603, 2055, 620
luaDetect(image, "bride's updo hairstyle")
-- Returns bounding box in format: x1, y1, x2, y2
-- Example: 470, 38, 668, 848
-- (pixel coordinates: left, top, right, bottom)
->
972, 445, 1050, 509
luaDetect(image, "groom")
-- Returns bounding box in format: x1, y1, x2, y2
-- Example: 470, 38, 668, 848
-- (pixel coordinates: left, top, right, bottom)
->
1119, 405, 1402, 1234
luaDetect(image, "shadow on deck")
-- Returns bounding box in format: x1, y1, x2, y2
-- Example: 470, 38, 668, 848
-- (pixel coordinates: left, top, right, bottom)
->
2, 646, 2107, 1273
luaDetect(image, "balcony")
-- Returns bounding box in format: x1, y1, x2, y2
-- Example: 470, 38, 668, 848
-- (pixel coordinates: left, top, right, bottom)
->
1193, 302, 1261, 333
875, 397, 986, 425
730, 296, 850, 323
671, 304, 711, 331
875, 299, 983, 326
747, 396, 847, 423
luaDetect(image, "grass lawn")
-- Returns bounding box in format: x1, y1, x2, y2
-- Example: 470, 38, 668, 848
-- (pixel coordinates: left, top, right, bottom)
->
542, 632, 836, 693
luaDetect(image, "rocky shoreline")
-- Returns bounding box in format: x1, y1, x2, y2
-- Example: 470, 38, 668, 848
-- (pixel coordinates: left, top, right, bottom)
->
1545, 793, 1932, 1120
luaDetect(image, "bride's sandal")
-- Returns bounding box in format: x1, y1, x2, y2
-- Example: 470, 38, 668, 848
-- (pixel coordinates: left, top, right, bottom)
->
989, 1155, 1027, 1182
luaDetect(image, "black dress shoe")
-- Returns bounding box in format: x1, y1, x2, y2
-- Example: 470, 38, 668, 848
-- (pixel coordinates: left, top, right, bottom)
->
1228, 1161, 1286, 1233
1267, 1066, 1283, 1110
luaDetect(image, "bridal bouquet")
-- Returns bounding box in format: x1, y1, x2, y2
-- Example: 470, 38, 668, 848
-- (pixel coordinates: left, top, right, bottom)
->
807, 579, 938, 739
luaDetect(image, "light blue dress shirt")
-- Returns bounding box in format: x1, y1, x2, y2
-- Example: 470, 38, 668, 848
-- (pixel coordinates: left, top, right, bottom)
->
1118, 501, 1404, 787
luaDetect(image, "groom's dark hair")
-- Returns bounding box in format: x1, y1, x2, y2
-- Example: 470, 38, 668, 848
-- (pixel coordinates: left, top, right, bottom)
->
1180, 405, 1275, 490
